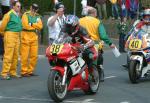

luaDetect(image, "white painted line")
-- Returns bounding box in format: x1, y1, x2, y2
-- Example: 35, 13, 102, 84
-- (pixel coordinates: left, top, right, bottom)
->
38, 55, 46, 59
83, 99, 94, 102
82, 99, 98, 103
120, 101, 130, 103
17, 55, 46, 61
0, 96, 98, 103
104, 76, 117, 79
0, 96, 52, 102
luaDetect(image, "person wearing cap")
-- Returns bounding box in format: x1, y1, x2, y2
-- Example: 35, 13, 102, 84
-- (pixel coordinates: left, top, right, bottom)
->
47, 2, 65, 45
79, 7, 116, 81
0, 1, 22, 80
20, 3, 43, 77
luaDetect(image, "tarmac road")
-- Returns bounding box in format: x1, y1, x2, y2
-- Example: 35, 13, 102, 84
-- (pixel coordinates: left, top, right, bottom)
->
0, 48, 150, 103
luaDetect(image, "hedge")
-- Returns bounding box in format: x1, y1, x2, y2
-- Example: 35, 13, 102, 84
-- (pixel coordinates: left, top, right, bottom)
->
20, 0, 111, 17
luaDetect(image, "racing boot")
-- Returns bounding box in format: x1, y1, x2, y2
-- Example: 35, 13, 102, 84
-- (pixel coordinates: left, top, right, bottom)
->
142, 64, 150, 77
98, 65, 104, 82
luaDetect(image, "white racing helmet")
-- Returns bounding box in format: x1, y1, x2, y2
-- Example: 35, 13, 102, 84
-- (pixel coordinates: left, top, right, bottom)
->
142, 8, 150, 23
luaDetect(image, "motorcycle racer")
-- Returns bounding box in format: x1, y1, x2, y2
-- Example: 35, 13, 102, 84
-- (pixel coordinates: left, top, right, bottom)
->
126, 8, 150, 40
123, 8, 150, 68
46, 14, 100, 102
62, 14, 97, 69
140, 8, 150, 34
125, 8, 150, 48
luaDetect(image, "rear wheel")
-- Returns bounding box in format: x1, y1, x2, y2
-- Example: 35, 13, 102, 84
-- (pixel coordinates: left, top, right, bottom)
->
47, 70, 67, 102
84, 65, 100, 94
129, 60, 141, 83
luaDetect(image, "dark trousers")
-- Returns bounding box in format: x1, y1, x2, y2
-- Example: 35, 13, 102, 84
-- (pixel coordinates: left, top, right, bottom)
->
0, 36, 4, 55
97, 49, 103, 65
119, 33, 126, 52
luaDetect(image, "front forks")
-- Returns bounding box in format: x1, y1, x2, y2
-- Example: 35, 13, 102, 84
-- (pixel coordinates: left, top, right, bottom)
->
62, 66, 67, 85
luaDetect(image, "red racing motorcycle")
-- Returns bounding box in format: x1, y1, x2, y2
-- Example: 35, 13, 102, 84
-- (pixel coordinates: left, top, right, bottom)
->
46, 34, 100, 102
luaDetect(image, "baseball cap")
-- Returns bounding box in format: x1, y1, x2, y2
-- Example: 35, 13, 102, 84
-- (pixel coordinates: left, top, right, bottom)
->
32, 3, 39, 11
54, 2, 64, 11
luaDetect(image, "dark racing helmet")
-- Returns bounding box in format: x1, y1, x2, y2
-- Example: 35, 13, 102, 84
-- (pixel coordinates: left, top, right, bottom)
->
65, 15, 79, 35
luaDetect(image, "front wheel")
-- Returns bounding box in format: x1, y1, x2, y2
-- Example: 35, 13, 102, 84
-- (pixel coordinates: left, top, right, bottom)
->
128, 60, 141, 83
47, 70, 67, 102
85, 65, 100, 94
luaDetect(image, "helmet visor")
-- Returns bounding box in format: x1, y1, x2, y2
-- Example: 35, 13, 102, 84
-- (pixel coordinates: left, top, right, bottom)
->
65, 24, 77, 35
143, 15, 150, 22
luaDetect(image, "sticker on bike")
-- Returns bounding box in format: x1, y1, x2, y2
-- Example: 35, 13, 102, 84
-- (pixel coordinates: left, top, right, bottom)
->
129, 39, 142, 50
50, 44, 64, 54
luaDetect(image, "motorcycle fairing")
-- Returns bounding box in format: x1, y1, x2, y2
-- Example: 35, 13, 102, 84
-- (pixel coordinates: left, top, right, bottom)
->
67, 68, 89, 91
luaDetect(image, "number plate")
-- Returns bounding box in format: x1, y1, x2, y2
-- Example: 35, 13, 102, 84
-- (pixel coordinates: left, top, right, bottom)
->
128, 39, 142, 50
50, 44, 64, 54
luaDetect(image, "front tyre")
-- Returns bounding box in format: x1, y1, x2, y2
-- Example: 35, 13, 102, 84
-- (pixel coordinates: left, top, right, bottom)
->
85, 65, 100, 94
47, 70, 67, 102
129, 60, 141, 84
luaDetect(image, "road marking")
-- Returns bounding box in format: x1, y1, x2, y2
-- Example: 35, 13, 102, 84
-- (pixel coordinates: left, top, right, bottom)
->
82, 99, 98, 103
17, 55, 46, 61
105, 76, 117, 79
120, 101, 130, 103
38, 55, 46, 59
0, 96, 97, 103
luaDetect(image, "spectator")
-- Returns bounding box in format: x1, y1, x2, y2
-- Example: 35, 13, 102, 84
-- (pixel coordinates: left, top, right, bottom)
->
81, 0, 88, 16
81, 0, 97, 16
128, 0, 139, 19
10, 0, 19, 8
95, 0, 108, 19
47, 2, 65, 44
117, 17, 128, 52
109, 0, 120, 19
21, 3, 43, 77
0, 0, 18, 61
87, 0, 96, 7
119, 0, 127, 17
0, 1, 22, 80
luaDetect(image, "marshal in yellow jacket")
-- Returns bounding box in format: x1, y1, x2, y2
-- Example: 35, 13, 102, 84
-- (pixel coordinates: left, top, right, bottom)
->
21, 11, 43, 76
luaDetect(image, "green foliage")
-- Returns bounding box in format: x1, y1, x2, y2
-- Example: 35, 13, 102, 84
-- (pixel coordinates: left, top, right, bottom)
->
20, 0, 82, 16
20, 0, 51, 15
